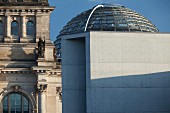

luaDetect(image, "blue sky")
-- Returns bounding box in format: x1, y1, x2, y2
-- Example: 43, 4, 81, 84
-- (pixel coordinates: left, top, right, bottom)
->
49, 0, 170, 41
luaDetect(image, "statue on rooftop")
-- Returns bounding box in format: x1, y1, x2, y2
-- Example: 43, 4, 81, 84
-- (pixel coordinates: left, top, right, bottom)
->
38, 37, 45, 58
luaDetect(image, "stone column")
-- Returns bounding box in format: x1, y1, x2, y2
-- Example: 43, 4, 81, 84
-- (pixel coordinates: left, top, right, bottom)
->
21, 16, 26, 38
4, 15, 11, 42
6, 15, 11, 37
37, 84, 47, 113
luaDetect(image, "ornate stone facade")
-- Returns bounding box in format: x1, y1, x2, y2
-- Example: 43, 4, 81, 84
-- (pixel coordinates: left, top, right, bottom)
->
0, 0, 49, 6
0, 1, 61, 113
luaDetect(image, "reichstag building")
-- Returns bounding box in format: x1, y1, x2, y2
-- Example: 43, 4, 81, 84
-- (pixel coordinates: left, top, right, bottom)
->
0, 0, 61, 113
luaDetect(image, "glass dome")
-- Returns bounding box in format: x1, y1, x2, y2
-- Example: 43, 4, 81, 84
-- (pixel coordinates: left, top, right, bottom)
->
55, 4, 159, 61
58, 4, 159, 36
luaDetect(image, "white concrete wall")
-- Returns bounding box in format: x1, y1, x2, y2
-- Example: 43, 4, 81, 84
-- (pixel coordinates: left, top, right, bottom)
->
88, 32, 170, 113
61, 32, 170, 113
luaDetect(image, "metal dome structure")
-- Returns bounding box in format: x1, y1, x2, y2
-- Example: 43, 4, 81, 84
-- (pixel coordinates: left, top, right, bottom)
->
58, 4, 158, 36
55, 4, 159, 60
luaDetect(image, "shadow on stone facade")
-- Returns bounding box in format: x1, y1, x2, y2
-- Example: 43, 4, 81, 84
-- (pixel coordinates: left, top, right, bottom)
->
6, 44, 37, 68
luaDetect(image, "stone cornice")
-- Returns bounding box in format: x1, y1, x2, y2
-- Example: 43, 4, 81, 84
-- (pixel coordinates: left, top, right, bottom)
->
0, 68, 32, 74
0, 6, 55, 15
0, 6, 55, 9
0, 0, 49, 6
49, 71, 61, 76
32, 66, 61, 76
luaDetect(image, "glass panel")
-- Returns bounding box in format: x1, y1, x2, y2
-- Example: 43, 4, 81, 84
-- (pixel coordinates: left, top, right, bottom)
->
3, 96, 8, 113
10, 94, 21, 113
16, 94, 22, 113
27, 21, 35, 35
0, 21, 3, 35
11, 21, 19, 35
23, 96, 29, 113
10, 94, 15, 113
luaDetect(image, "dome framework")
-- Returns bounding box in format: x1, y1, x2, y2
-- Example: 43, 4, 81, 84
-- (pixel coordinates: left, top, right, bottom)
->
58, 4, 159, 36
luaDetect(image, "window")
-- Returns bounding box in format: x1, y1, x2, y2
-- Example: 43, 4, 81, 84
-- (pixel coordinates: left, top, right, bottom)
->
32, 0, 37, 2
2, 0, 8, 2
26, 21, 35, 35
3, 93, 29, 113
17, 0, 23, 2
11, 21, 19, 35
0, 21, 3, 35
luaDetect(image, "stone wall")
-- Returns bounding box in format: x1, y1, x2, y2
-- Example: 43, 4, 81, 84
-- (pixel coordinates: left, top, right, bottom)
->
0, 5, 62, 113
0, 6, 54, 43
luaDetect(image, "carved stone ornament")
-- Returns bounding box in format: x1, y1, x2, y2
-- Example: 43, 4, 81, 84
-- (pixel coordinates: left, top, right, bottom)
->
37, 84, 47, 92
56, 87, 62, 101
12, 85, 21, 92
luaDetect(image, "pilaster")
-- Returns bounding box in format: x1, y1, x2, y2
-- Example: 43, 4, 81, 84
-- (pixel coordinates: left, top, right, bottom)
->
21, 15, 26, 38
6, 15, 11, 37
37, 84, 47, 113
4, 15, 11, 42
36, 14, 42, 42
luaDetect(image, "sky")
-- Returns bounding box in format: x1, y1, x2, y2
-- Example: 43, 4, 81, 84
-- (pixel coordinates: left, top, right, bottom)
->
49, 0, 170, 41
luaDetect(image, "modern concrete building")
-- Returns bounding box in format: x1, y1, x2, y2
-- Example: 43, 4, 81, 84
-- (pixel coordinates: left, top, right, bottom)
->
56, 4, 170, 113
0, 0, 61, 113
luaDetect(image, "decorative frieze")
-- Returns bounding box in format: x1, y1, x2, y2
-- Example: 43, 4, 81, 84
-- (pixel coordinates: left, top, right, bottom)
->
0, 8, 53, 15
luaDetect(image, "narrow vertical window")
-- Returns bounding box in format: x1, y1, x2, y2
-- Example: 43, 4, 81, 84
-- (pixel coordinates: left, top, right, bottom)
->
0, 21, 3, 35
26, 21, 35, 35
11, 21, 19, 35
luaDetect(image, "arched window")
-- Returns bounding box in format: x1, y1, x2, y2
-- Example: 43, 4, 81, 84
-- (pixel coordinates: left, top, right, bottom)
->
26, 21, 35, 35
0, 21, 3, 35
3, 93, 29, 113
32, 0, 38, 2
11, 21, 19, 35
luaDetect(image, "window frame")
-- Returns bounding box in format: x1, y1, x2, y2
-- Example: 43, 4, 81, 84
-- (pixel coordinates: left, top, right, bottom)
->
26, 20, 35, 36
3, 92, 30, 113
11, 21, 19, 36
0, 21, 3, 35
